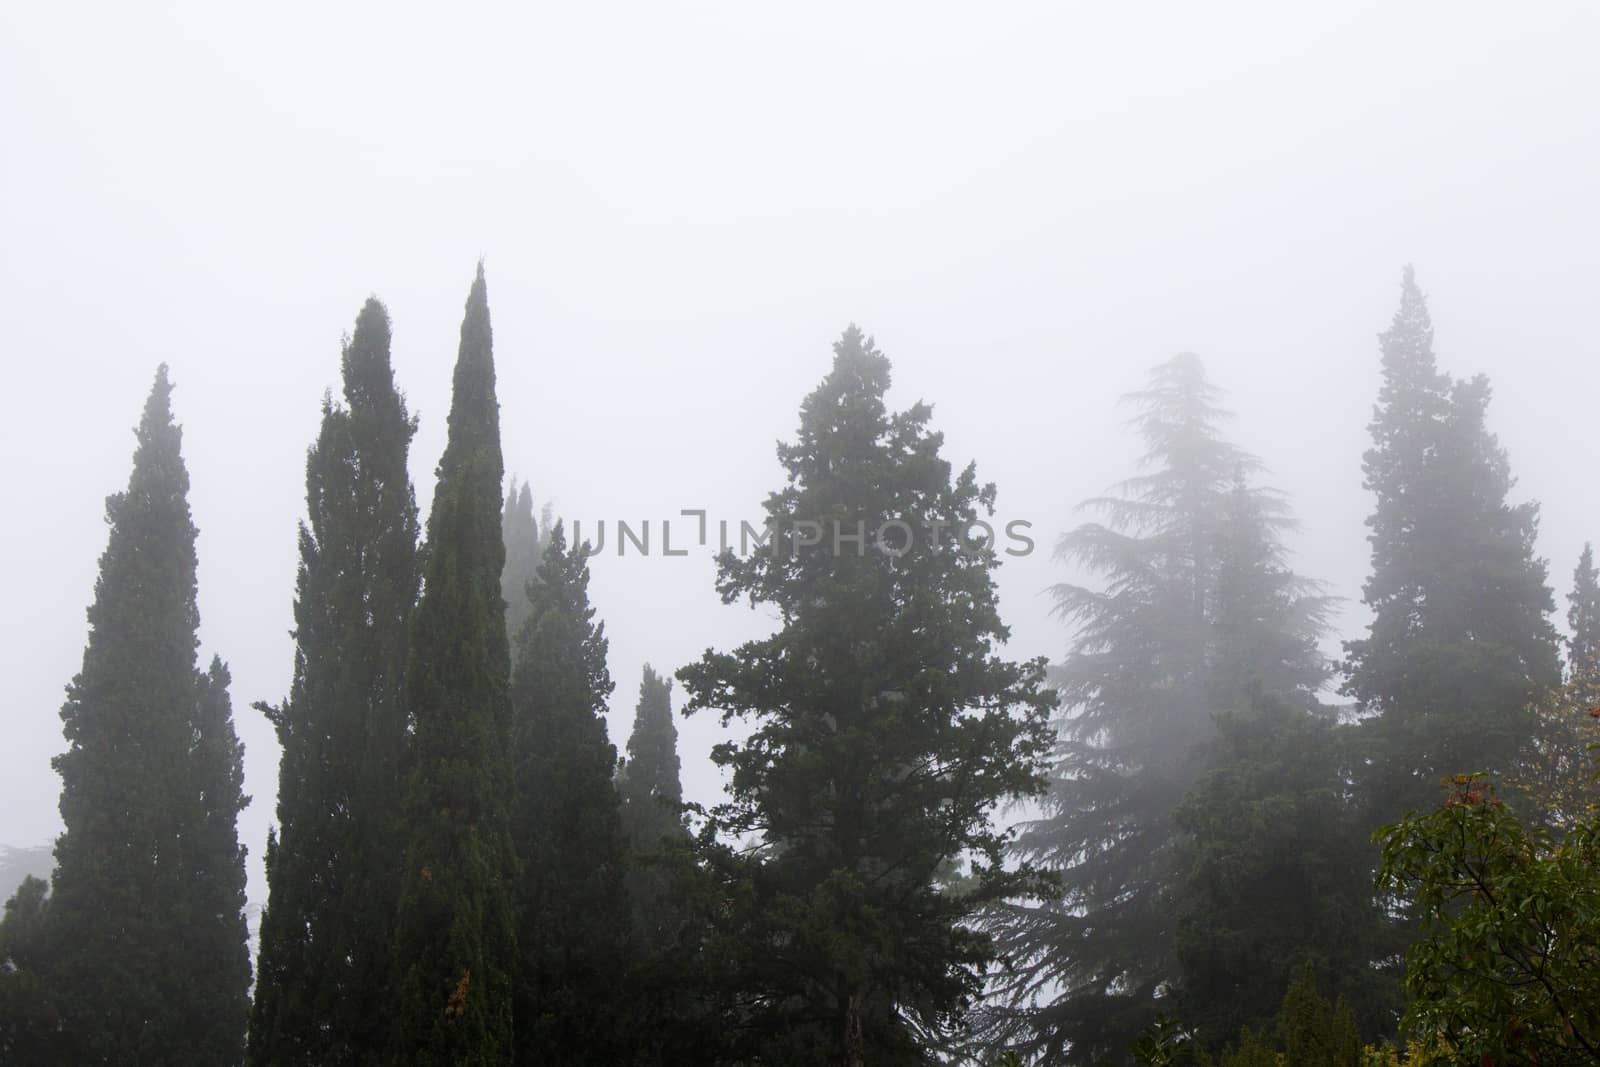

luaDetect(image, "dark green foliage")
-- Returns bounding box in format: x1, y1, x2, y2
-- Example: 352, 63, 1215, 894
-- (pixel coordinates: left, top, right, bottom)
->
1275, 965, 1361, 1067
250, 299, 421, 1065
502, 479, 551, 654
507, 521, 634, 1065
1569, 543, 1600, 699
1175, 698, 1394, 1048
0, 876, 57, 1063
618, 664, 687, 949
1343, 266, 1561, 820
44, 366, 252, 1065
994, 354, 1331, 1065
389, 265, 520, 1064
678, 326, 1058, 1064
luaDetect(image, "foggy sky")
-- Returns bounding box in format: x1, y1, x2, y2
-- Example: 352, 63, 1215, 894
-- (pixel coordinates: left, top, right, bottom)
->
3, 2, 1598, 928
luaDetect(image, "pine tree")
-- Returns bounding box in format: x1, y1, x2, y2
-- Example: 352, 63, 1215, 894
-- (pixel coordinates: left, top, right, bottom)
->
678, 325, 1057, 1065
1343, 266, 1560, 821
991, 354, 1332, 1064
501, 479, 550, 654
250, 298, 421, 1065
45, 366, 252, 1064
617, 664, 686, 947
389, 265, 520, 1064
507, 520, 633, 1064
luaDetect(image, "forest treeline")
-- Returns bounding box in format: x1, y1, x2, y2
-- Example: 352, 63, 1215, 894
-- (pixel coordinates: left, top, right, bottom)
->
1, 264, 1598, 1066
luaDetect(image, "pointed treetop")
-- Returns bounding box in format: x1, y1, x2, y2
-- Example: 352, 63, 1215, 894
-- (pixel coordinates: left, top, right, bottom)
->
438, 265, 500, 484
1570, 543, 1600, 683
1380, 263, 1438, 383
341, 297, 396, 411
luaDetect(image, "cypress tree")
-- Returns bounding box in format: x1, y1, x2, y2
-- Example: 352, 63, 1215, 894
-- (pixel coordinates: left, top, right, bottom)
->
45, 366, 252, 1064
249, 298, 421, 1065
678, 326, 1057, 1065
507, 521, 633, 1066
389, 265, 520, 1064
1343, 266, 1561, 820
993, 354, 1333, 1064
501, 479, 549, 654
617, 664, 686, 947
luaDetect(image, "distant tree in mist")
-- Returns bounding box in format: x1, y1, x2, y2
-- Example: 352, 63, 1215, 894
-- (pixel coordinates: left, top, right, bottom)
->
1173, 692, 1395, 1049
502, 478, 552, 655
1342, 266, 1560, 822
1513, 543, 1600, 829
1568, 543, 1600, 699
617, 664, 686, 949
389, 265, 520, 1063
507, 521, 634, 1065
249, 298, 421, 1066
678, 326, 1057, 1065
35, 367, 250, 1064
990, 354, 1339, 1063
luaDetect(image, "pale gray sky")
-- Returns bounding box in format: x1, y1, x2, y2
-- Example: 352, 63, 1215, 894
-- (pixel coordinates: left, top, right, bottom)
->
3, 2, 1598, 923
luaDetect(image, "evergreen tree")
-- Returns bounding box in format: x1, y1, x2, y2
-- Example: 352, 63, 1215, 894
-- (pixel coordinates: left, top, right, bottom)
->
1512, 544, 1600, 828
249, 298, 421, 1065
0, 875, 56, 1063
44, 366, 252, 1064
678, 326, 1057, 1065
390, 265, 520, 1064
617, 664, 686, 948
1343, 266, 1560, 820
1174, 697, 1393, 1049
991, 354, 1332, 1065
507, 521, 634, 1065
501, 479, 550, 654
1568, 543, 1600, 700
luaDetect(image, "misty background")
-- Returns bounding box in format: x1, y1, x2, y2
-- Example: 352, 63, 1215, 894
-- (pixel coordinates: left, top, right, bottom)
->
2, 2, 1597, 928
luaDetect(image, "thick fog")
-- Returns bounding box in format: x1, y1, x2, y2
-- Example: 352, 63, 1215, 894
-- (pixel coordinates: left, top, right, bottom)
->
2, 1, 1597, 936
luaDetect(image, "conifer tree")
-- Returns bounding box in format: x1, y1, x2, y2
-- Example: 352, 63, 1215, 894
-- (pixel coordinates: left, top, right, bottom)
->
1568, 543, 1600, 700
617, 664, 686, 948
1174, 696, 1392, 1049
390, 265, 520, 1064
501, 479, 549, 654
45, 366, 252, 1064
1343, 266, 1560, 820
992, 354, 1333, 1064
0, 876, 55, 1062
249, 298, 421, 1065
679, 325, 1057, 1065
507, 521, 633, 1065
1513, 544, 1600, 827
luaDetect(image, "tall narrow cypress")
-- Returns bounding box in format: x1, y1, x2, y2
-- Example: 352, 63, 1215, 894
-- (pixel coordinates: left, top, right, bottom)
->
249, 299, 421, 1065
389, 265, 520, 1064
46, 366, 251, 1064
617, 664, 685, 949
501, 479, 548, 655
